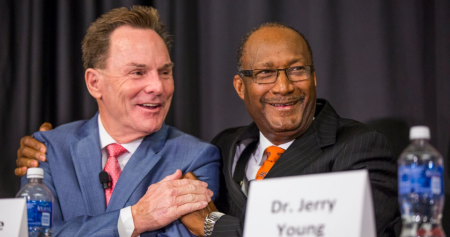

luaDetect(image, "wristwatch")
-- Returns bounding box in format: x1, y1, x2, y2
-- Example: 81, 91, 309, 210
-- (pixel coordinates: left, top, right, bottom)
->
204, 212, 225, 236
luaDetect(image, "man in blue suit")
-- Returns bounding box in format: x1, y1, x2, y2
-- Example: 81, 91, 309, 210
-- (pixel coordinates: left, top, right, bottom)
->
19, 6, 220, 237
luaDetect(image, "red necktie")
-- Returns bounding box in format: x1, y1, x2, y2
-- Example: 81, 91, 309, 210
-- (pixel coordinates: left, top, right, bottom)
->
255, 146, 285, 180
104, 143, 127, 206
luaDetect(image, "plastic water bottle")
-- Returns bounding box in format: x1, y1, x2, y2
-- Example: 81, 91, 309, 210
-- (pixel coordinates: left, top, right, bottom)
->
398, 126, 445, 237
16, 168, 53, 237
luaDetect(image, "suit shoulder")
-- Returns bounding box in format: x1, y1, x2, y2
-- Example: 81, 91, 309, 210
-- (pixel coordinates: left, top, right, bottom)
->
34, 120, 89, 143
337, 118, 390, 146
339, 118, 379, 135
165, 125, 217, 150
211, 126, 246, 146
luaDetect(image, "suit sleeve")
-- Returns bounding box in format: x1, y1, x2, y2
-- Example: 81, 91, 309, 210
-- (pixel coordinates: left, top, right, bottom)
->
209, 129, 244, 237
210, 215, 242, 237
184, 143, 221, 202
18, 132, 122, 237
331, 130, 401, 237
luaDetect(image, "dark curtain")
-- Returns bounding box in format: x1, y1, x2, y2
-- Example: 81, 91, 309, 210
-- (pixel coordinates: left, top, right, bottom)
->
1, 0, 449, 232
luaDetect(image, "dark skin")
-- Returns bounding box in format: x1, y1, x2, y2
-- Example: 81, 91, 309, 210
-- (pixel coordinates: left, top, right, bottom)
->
181, 172, 218, 236
15, 122, 52, 176
234, 27, 316, 145
16, 26, 317, 234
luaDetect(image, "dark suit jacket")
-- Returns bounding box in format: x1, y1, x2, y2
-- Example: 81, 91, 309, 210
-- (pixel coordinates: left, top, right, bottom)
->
210, 99, 401, 237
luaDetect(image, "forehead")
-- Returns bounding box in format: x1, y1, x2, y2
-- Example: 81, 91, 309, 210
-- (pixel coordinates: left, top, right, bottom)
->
107, 26, 170, 67
242, 27, 311, 68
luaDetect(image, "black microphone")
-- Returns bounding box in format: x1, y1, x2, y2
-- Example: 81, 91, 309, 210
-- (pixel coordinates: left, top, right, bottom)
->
99, 171, 111, 189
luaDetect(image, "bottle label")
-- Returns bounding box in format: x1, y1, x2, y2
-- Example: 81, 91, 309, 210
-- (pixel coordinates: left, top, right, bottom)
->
27, 200, 52, 227
399, 165, 444, 195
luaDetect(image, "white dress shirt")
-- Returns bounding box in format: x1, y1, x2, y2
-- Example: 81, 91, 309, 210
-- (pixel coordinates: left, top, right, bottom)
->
98, 116, 143, 237
232, 132, 294, 195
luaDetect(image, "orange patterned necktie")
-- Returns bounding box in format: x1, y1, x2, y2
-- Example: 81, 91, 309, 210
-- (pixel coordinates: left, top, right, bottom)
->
255, 146, 285, 180
104, 143, 127, 206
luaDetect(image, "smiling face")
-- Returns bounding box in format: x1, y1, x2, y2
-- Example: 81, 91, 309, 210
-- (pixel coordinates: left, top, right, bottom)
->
234, 27, 316, 145
85, 25, 174, 143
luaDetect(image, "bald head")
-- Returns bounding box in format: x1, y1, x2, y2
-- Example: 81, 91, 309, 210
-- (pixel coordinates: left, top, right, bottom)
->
236, 22, 313, 71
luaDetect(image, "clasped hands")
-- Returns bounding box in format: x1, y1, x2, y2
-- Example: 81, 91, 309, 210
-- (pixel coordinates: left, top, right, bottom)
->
16, 123, 218, 237
130, 170, 217, 237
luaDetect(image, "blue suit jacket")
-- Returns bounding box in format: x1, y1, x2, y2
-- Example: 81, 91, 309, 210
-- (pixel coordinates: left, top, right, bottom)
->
21, 114, 220, 236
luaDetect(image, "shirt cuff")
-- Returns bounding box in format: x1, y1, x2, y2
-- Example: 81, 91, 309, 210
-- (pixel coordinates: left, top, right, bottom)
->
118, 206, 138, 237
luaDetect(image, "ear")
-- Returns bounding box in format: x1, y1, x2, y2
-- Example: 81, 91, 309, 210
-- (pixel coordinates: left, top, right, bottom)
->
85, 68, 102, 99
312, 71, 317, 87
233, 74, 246, 100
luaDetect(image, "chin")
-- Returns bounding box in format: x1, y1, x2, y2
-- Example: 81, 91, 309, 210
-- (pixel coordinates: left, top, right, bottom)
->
137, 121, 164, 134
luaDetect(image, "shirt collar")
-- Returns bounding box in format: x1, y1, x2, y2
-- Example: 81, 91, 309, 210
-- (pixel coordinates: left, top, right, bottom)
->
98, 115, 143, 154
258, 131, 294, 155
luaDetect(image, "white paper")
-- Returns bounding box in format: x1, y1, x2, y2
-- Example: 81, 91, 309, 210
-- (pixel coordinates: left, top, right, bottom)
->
0, 198, 28, 237
244, 170, 376, 237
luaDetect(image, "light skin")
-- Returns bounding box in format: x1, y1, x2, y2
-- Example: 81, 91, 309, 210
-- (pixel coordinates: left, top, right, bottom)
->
17, 25, 213, 236
86, 25, 174, 144
15, 25, 317, 235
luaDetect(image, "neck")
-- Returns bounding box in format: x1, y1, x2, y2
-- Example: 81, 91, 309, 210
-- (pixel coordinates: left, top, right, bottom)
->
99, 113, 146, 144
262, 129, 305, 145
259, 118, 314, 145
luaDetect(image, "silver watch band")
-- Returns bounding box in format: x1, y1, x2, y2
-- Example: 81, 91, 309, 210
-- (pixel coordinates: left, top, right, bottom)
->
204, 212, 225, 236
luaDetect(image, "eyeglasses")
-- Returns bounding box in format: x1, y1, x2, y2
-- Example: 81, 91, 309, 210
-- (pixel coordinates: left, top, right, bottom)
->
239, 65, 315, 84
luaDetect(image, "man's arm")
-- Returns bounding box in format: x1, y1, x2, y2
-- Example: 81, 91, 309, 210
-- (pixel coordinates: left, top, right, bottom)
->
15, 122, 52, 176
180, 173, 243, 237
331, 129, 401, 237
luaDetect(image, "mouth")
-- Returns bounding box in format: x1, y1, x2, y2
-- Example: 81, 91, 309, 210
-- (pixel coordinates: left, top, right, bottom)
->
137, 103, 162, 110
263, 95, 305, 109
268, 101, 298, 107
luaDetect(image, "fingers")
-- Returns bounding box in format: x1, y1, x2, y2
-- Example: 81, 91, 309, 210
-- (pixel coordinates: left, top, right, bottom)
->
171, 178, 208, 188
14, 167, 28, 177
175, 192, 212, 205
160, 169, 182, 182
20, 136, 46, 154
16, 157, 39, 168
176, 201, 209, 217
20, 146, 45, 162
39, 122, 53, 131
172, 182, 213, 198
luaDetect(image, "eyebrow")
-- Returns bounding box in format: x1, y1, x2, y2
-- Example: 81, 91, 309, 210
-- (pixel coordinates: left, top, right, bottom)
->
255, 58, 305, 68
159, 62, 174, 69
127, 63, 147, 68
126, 62, 174, 69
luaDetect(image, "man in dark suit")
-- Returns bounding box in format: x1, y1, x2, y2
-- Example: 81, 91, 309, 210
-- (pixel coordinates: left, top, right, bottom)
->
180, 22, 400, 237
16, 22, 400, 236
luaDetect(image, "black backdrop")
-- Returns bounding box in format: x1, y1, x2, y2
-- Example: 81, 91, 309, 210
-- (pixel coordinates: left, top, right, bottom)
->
1, 0, 449, 232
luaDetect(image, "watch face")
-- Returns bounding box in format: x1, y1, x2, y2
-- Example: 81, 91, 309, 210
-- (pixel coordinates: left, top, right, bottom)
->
210, 212, 225, 219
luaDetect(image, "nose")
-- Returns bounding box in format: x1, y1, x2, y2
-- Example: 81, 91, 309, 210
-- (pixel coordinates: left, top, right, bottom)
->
143, 70, 164, 95
271, 70, 295, 95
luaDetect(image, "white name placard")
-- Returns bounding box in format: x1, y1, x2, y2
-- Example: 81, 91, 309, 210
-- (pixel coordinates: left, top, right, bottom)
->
0, 198, 28, 237
244, 170, 375, 237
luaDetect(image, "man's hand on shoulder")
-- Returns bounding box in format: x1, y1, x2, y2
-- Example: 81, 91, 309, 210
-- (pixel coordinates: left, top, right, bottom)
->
180, 172, 219, 237
15, 122, 53, 177
131, 170, 213, 236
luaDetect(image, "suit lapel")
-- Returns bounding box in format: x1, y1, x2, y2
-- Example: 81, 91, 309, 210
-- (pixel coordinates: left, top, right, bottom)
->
265, 99, 339, 178
70, 114, 105, 215
106, 124, 168, 210
226, 124, 259, 218
265, 127, 321, 178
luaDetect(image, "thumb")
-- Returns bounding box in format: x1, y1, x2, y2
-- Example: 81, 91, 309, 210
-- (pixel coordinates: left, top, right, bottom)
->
160, 169, 182, 182
39, 122, 53, 131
